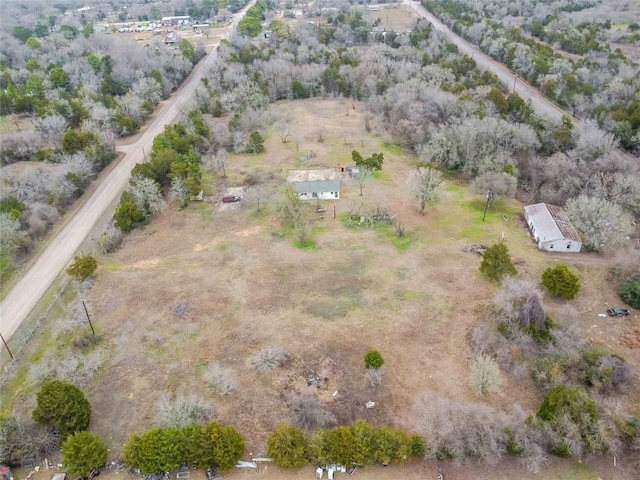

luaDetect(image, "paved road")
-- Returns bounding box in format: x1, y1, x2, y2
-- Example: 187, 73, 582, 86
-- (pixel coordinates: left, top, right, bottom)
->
0, 3, 254, 342
407, 0, 567, 123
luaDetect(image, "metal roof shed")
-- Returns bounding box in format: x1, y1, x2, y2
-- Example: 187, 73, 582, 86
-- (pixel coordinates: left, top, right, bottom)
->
523, 203, 582, 253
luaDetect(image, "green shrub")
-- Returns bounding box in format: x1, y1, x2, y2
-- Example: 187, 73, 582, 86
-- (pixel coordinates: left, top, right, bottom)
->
479, 242, 517, 281
267, 424, 307, 469
66, 254, 97, 282
32, 381, 91, 438
114, 193, 144, 233
536, 385, 598, 457
618, 275, 640, 309
525, 316, 556, 344
364, 350, 384, 369
541, 264, 580, 299
123, 422, 244, 473
308, 421, 422, 466
62, 431, 108, 477
580, 347, 632, 394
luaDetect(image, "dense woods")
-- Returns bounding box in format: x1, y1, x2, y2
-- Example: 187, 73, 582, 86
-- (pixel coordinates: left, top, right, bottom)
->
0, 0, 203, 281
421, 0, 640, 151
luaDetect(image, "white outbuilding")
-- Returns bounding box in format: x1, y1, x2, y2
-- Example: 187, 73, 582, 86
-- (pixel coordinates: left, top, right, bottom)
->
523, 203, 582, 253
294, 180, 340, 200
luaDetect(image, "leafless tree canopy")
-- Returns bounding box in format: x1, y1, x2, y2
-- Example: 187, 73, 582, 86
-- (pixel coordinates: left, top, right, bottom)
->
155, 394, 214, 428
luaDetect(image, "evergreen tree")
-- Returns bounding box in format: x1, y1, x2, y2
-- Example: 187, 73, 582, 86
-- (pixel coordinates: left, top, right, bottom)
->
32, 381, 91, 438
479, 243, 517, 281
267, 424, 307, 469
62, 431, 108, 477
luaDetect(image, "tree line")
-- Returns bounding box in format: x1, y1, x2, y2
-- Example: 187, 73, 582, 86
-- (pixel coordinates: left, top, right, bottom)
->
193, 1, 637, 247
0, 5, 202, 281
421, 0, 640, 151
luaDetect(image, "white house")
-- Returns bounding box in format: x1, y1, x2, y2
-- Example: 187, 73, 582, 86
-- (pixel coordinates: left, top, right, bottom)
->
523, 203, 582, 253
294, 180, 341, 200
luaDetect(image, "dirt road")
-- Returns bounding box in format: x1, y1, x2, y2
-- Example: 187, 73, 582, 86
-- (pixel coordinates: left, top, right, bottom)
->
0, 3, 254, 342
407, 0, 567, 123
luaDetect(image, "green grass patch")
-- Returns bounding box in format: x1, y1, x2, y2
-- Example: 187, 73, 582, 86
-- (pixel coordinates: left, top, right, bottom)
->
395, 289, 429, 301
377, 223, 414, 250
433, 190, 521, 242
380, 143, 405, 156
445, 182, 467, 194
102, 261, 122, 272
559, 460, 600, 479
338, 212, 412, 249
293, 238, 317, 250
216, 242, 232, 251
307, 300, 351, 320
0, 254, 15, 295
200, 170, 216, 196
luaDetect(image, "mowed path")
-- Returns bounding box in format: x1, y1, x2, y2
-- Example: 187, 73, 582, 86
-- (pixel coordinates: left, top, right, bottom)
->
0, 2, 255, 341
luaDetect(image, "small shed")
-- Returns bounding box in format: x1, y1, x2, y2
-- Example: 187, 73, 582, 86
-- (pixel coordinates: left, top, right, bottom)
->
523, 203, 582, 253
294, 180, 340, 200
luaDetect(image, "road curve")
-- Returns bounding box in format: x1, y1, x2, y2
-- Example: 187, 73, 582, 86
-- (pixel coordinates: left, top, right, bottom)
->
407, 0, 567, 123
0, 2, 255, 342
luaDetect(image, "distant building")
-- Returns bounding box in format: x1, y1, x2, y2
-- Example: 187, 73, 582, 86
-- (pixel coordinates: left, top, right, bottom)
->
523, 203, 582, 252
162, 16, 191, 25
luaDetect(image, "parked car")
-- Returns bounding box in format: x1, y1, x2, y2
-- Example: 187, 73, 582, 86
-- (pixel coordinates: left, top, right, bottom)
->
607, 307, 630, 316
222, 194, 241, 203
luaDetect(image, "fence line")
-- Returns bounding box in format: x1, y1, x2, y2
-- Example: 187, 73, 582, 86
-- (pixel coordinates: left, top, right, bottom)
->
2, 280, 71, 375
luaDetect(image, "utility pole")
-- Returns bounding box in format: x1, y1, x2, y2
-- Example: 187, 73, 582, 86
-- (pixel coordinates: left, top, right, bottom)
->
82, 301, 96, 336
1, 332, 15, 361
482, 190, 492, 221
513, 73, 519, 93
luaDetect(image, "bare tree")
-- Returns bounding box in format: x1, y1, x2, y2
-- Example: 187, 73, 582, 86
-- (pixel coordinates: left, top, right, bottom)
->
170, 177, 187, 207
36, 114, 68, 146
565, 194, 629, 251
289, 393, 336, 430
250, 346, 288, 373
494, 278, 541, 322
519, 293, 545, 330
212, 149, 228, 178
469, 353, 503, 396
244, 186, 270, 212
365, 366, 384, 387
155, 394, 213, 428
0, 213, 23, 253
471, 171, 517, 210
571, 120, 618, 163
203, 362, 237, 396
129, 176, 166, 216
93, 221, 123, 255
408, 166, 443, 214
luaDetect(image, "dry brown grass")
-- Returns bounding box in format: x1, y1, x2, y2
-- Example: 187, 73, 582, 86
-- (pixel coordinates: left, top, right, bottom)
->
5, 99, 639, 479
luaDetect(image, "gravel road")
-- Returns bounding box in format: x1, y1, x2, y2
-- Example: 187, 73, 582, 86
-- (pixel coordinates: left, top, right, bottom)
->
0, 3, 254, 342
